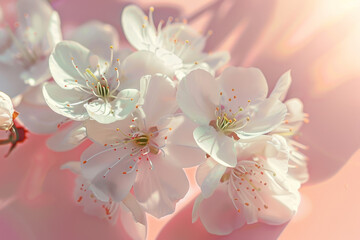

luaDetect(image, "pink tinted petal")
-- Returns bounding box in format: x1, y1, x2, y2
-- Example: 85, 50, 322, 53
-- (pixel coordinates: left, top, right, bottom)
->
81, 144, 136, 202
134, 154, 189, 218
47, 122, 87, 152
197, 184, 246, 235
17, 84, 65, 134
141, 75, 177, 127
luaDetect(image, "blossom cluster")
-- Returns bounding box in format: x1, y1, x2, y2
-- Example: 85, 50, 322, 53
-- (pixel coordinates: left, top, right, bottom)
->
0, 1, 309, 238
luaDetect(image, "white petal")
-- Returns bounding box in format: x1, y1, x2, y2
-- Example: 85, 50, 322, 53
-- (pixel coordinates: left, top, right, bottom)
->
133, 154, 189, 218
46, 122, 87, 152
49, 41, 93, 89
270, 70, 292, 101
164, 114, 206, 168
85, 117, 133, 146
177, 69, 219, 125
84, 99, 117, 124
202, 51, 230, 72
17, 0, 53, 44
0, 91, 15, 130
196, 159, 226, 198
218, 67, 268, 109
46, 11, 63, 50
238, 98, 287, 138
113, 89, 140, 120
141, 74, 177, 127
81, 144, 137, 202
162, 23, 207, 55
70, 21, 119, 60
120, 50, 175, 90
121, 5, 148, 50
42, 82, 90, 121
17, 83, 65, 134
194, 125, 237, 167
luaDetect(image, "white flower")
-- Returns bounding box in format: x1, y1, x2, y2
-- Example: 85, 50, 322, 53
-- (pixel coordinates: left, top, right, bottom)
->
177, 67, 287, 167
0, 0, 62, 97
43, 40, 141, 124
193, 135, 301, 235
121, 5, 230, 79
0, 91, 17, 130
81, 75, 204, 218
62, 161, 147, 240
269, 71, 309, 183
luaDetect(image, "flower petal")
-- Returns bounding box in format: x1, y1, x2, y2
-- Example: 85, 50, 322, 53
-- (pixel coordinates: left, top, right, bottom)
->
16, 83, 65, 134
238, 98, 287, 138
42, 82, 89, 121
140, 74, 177, 127
81, 144, 137, 202
270, 70, 292, 101
196, 158, 226, 198
70, 21, 120, 60
120, 50, 176, 90
218, 67, 268, 109
49, 40, 93, 89
194, 125, 237, 167
197, 184, 246, 235
85, 117, 133, 146
202, 51, 230, 72
164, 114, 206, 168
120, 197, 148, 240
133, 153, 189, 218
177, 69, 219, 125
46, 122, 87, 152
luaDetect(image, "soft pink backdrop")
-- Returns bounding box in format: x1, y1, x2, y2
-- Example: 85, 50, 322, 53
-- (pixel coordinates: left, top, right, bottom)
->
0, 0, 359, 239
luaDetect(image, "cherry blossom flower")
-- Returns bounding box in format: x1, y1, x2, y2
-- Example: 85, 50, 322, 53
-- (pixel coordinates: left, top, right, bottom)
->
81, 74, 204, 218
193, 135, 301, 235
0, 0, 62, 97
177, 67, 287, 167
0, 91, 17, 131
43, 40, 141, 124
121, 5, 230, 79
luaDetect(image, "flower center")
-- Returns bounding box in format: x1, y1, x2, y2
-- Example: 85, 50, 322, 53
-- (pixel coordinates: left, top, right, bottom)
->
134, 134, 149, 147
69, 46, 121, 102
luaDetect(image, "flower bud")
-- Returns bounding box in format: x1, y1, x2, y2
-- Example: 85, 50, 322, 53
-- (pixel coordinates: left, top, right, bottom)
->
0, 91, 17, 131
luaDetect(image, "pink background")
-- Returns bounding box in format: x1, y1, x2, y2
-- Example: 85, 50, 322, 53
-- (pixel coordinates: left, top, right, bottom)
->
1, 0, 360, 239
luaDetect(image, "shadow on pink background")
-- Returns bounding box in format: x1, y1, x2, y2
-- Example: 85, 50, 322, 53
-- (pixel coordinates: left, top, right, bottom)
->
0, 0, 359, 239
